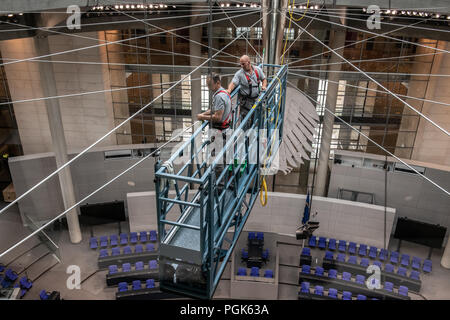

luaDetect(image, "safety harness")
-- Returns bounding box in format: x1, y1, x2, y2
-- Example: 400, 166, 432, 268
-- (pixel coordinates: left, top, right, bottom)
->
243, 67, 260, 98
212, 90, 232, 131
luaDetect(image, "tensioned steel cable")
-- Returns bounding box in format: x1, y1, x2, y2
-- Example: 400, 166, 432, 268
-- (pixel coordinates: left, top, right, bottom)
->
286, 17, 432, 66
289, 69, 450, 78
286, 81, 450, 196
288, 71, 450, 108
297, 11, 450, 55
0, 15, 265, 216
286, 11, 450, 137
0, 9, 259, 68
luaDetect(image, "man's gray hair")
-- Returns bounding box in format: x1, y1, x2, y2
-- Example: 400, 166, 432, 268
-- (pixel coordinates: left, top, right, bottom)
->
208, 72, 221, 84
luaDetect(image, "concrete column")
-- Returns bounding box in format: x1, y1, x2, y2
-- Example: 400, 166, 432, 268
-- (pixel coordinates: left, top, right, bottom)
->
34, 36, 82, 244
442, 238, 450, 269
314, 27, 347, 197
262, 0, 287, 65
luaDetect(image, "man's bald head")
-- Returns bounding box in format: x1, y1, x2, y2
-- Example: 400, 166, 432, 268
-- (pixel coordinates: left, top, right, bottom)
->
239, 55, 252, 72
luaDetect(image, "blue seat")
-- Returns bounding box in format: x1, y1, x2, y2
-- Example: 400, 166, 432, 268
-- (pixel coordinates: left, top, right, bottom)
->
110, 235, 118, 246
379, 248, 388, 261
130, 232, 138, 244
262, 249, 269, 260
348, 242, 357, 255
264, 270, 274, 278
118, 282, 128, 292
146, 279, 155, 289
318, 237, 326, 249
342, 291, 352, 300
314, 285, 324, 296
358, 244, 368, 257
342, 272, 351, 281
242, 249, 248, 259
39, 290, 49, 300
338, 240, 347, 252
149, 260, 158, 270
99, 236, 108, 248
384, 281, 394, 292
248, 232, 256, 240
123, 246, 132, 255
400, 254, 410, 267
0, 264, 4, 272
328, 238, 337, 251
385, 263, 394, 273
368, 246, 378, 259
111, 247, 120, 256
308, 236, 317, 248
357, 294, 367, 300
324, 251, 334, 261
390, 251, 399, 264
135, 261, 144, 271
149, 230, 157, 242
360, 258, 369, 267
119, 233, 128, 245
411, 257, 421, 270
122, 263, 131, 273
5, 269, 18, 281
328, 269, 337, 279
410, 270, 420, 281
108, 265, 118, 275
132, 280, 141, 291
336, 253, 346, 263
301, 247, 311, 256
19, 277, 32, 289
135, 244, 143, 253
315, 267, 324, 276
328, 288, 338, 298
398, 285, 409, 296
397, 267, 407, 277
301, 265, 311, 274
146, 243, 155, 252
300, 281, 310, 294
139, 231, 148, 243
250, 267, 260, 277
355, 274, 365, 285
256, 232, 264, 241
373, 261, 382, 269
423, 259, 432, 273
237, 267, 247, 276
89, 237, 98, 249
347, 256, 357, 265
99, 249, 108, 258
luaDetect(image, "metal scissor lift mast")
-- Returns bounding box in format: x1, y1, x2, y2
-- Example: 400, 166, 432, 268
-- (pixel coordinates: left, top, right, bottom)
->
154, 64, 287, 299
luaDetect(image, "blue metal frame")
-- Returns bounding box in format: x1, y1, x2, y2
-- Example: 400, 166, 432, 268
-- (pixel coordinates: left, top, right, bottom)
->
154, 64, 287, 299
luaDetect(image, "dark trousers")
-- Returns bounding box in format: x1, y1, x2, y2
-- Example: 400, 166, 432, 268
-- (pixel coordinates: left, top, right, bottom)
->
238, 95, 257, 131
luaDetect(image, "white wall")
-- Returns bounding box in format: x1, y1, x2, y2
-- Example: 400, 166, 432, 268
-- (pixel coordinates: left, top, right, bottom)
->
127, 191, 395, 249
0, 32, 116, 154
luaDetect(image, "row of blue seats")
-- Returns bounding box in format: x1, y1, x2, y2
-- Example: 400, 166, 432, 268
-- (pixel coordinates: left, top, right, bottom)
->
90, 231, 157, 249
248, 232, 264, 241
316, 249, 421, 280
118, 279, 155, 292
241, 248, 269, 260
237, 267, 274, 278
109, 260, 158, 275
99, 243, 156, 258
0, 267, 32, 298
300, 282, 395, 300
306, 238, 432, 272
300, 264, 409, 296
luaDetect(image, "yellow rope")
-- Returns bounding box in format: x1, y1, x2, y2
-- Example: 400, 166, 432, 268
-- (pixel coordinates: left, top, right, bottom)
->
260, 77, 283, 206
281, 0, 310, 65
